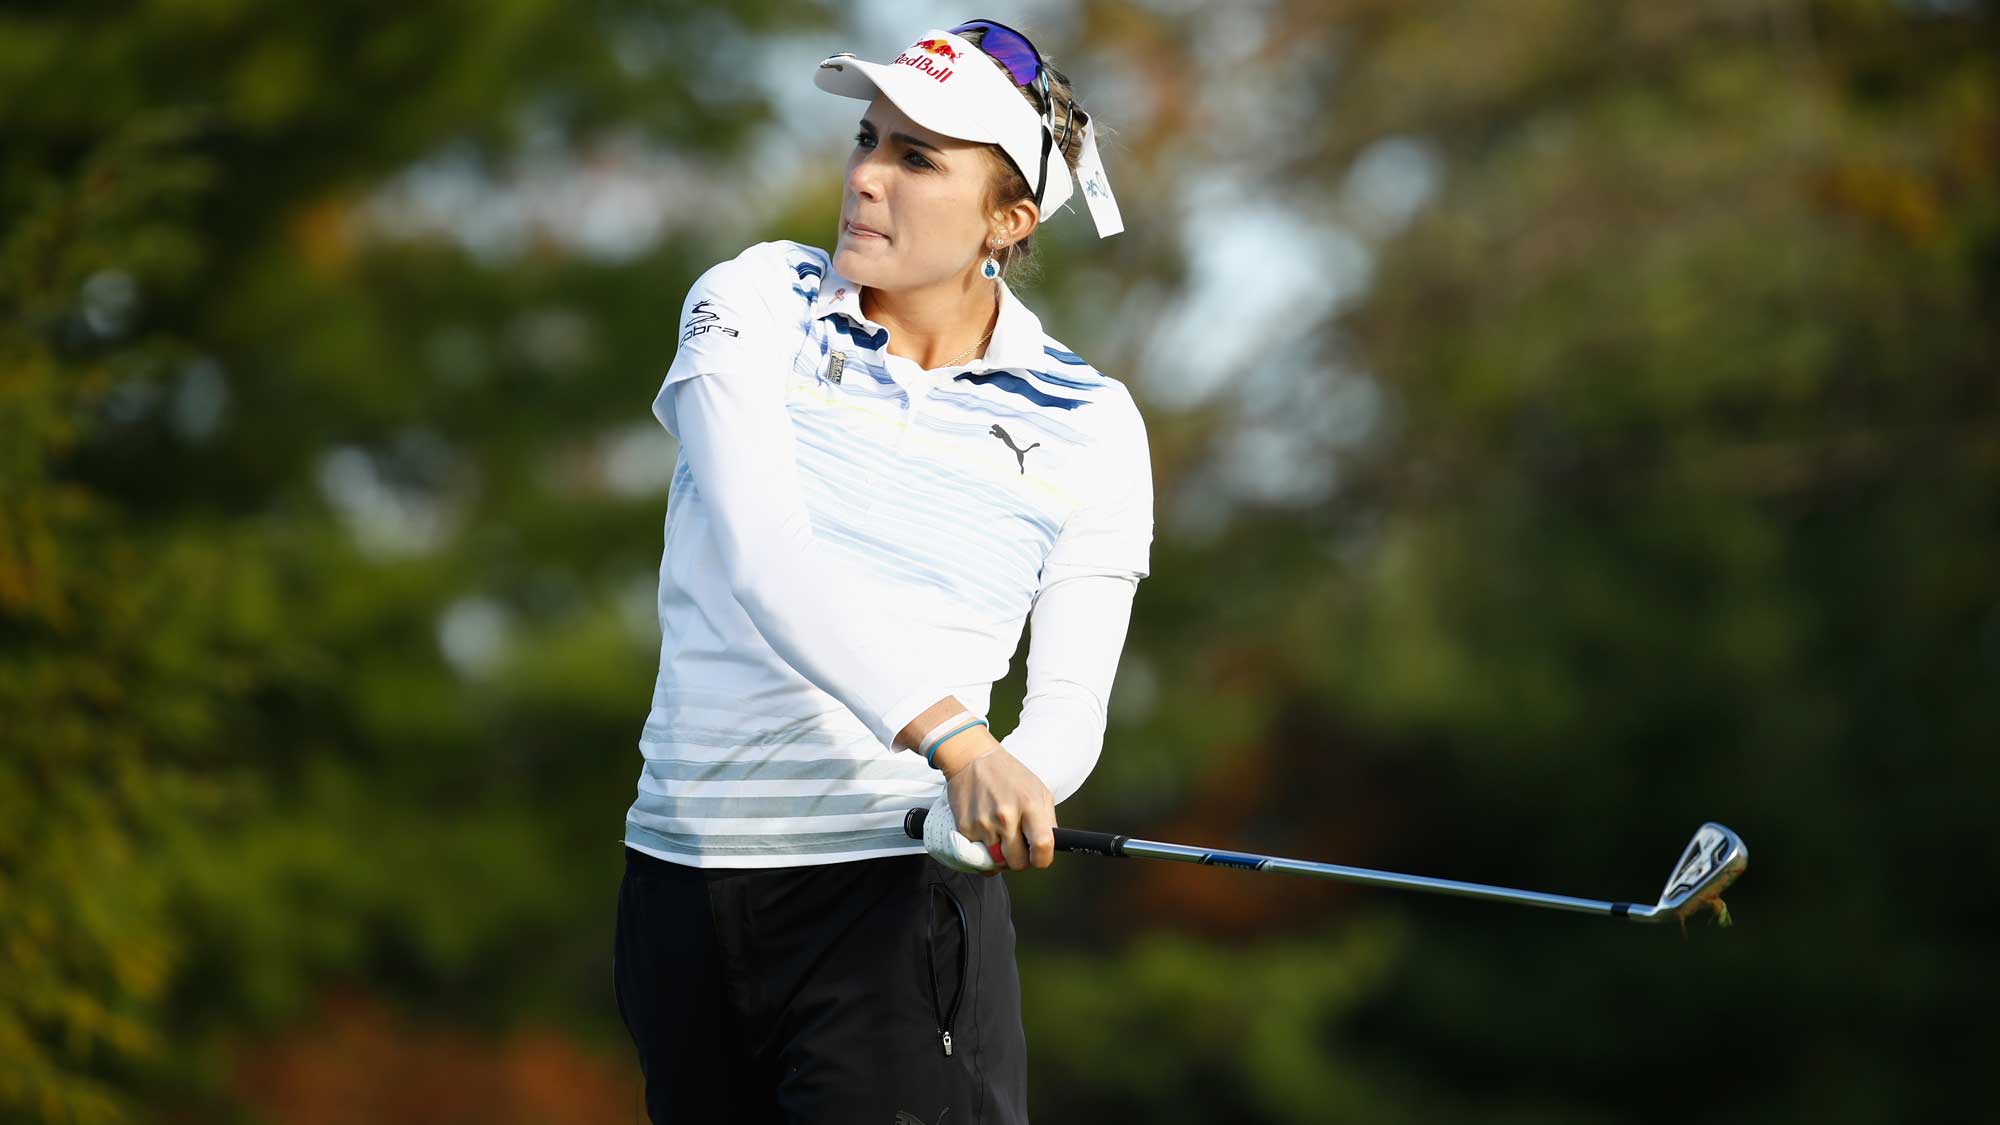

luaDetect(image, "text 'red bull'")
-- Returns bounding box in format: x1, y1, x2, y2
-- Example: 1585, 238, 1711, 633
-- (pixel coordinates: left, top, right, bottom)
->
892, 39, 959, 83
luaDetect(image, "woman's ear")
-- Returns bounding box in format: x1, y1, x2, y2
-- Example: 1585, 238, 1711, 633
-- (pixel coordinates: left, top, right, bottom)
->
1003, 199, 1039, 245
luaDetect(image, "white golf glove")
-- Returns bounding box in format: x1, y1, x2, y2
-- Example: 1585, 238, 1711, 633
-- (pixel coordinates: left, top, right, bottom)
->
923, 790, 1001, 874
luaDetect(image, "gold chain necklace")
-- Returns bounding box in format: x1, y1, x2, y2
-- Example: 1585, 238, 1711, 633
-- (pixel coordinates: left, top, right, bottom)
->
933, 288, 1001, 369
937, 327, 994, 369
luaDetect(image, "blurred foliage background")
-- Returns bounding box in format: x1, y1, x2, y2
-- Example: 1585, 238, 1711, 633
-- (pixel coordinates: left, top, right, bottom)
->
4, 0, 1995, 1121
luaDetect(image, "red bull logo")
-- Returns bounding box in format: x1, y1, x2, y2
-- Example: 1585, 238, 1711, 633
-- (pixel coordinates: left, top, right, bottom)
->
890, 50, 954, 84
891, 36, 962, 83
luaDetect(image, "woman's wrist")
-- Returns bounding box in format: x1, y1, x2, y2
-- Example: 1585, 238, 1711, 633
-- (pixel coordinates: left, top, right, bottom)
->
933, 727, 1000, 778
897, 696, 969, 752
919, 711, 984, 767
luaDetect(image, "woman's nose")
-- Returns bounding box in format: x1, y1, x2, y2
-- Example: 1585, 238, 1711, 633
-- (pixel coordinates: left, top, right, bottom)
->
848, 154, 886, 199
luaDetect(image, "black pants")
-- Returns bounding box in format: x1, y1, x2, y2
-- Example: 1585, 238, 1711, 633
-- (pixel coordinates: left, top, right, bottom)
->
613, 844, 1029, 1124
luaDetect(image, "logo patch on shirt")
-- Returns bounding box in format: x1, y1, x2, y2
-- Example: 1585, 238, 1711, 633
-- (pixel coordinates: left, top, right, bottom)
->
989, 424, 1040, 474
682, 300, 739, 343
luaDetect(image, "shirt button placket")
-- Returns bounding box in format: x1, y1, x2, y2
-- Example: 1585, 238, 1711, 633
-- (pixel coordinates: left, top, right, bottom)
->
880, 349, 925, 452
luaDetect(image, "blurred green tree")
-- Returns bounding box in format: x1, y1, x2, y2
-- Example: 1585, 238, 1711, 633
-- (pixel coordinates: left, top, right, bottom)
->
1, 2, 831, 1120
4, 0, 1995, 1121
1039, 0, 1997, 1121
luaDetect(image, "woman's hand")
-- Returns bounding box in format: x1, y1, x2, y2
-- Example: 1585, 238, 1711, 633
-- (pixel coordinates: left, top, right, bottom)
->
932, 728, 1056, 874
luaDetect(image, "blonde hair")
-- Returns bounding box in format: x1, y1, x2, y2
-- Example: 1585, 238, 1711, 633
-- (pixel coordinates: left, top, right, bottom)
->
957, 24, 1095, 289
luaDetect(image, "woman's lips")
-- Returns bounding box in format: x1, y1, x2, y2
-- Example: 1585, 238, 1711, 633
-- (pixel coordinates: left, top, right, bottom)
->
845, 220, 888, 241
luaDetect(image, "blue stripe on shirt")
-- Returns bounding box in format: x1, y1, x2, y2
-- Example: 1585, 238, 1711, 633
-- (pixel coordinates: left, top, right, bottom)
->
950, 370, 1087, 411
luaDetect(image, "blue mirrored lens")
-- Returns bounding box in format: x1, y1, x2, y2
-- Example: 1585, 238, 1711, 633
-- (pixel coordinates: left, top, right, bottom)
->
948, 19, 1042, 89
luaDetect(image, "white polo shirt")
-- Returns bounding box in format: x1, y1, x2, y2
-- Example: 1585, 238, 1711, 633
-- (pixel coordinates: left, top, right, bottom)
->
626, 239, 1153, 868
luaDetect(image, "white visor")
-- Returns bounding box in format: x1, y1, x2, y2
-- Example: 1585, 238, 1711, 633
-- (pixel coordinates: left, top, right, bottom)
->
815, 29, 1123, 238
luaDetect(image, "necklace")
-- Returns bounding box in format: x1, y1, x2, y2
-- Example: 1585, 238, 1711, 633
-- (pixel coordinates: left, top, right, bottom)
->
937, 327, 994, 370
932, 287, 1001, 370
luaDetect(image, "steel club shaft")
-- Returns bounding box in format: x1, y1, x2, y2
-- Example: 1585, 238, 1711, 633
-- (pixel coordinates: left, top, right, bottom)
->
901, 808, 1682, 922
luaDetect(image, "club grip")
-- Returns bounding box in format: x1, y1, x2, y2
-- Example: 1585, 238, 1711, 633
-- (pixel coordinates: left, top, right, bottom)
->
902, 808, 1129, 858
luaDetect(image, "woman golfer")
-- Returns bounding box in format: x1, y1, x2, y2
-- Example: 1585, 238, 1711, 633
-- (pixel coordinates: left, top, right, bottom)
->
614, 18, 1149, 1123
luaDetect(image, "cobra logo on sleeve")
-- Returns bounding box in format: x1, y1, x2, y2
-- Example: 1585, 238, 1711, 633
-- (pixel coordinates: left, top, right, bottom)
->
682, 300, 739, 344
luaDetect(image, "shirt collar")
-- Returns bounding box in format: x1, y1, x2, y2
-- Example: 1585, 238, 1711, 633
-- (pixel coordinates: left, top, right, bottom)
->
812, 259, 1048, 374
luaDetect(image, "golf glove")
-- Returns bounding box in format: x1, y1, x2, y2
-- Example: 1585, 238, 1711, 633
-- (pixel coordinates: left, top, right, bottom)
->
923, 791, 1001, 874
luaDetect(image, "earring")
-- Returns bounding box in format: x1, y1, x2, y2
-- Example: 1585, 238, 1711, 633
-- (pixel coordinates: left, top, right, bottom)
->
981, 238, 1003, 280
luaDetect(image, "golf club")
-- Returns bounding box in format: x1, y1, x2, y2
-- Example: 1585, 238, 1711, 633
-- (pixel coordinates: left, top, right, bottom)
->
903, 811, 1747, 926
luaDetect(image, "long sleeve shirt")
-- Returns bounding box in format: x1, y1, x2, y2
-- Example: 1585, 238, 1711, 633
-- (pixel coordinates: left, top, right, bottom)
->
626, 239, 1153, 867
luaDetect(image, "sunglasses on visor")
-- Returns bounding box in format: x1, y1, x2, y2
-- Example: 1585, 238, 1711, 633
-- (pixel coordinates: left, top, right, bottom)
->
949, 19, 1051, 111
948, 18, 1078, 208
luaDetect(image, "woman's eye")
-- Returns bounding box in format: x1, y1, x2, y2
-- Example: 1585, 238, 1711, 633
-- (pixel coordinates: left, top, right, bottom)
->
853, 130, 929, 169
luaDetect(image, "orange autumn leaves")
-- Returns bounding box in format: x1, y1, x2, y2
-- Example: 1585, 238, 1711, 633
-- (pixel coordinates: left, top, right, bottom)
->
228, 987, 636, 1125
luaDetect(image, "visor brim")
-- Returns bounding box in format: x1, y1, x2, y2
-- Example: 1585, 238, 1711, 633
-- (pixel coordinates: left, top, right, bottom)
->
814, 55, 1004, 147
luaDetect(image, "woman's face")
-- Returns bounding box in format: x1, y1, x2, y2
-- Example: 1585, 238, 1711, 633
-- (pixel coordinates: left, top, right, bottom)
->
833, 93, 1017, 292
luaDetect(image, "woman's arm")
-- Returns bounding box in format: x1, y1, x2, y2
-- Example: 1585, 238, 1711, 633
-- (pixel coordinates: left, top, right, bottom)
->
936, 386, 1155, 868
660, 251, 962, 752
997, 380, 1154, 803
997, 568, 1139, 804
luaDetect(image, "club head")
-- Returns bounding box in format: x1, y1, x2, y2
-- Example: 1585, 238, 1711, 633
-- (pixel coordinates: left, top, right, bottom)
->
1652, 822, 1748, 923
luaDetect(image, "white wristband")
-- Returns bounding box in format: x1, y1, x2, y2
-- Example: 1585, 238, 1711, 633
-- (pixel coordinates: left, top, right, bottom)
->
917, 708, 978, 756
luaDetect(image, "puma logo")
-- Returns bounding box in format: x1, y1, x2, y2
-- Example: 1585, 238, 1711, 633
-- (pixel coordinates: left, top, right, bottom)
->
894, 1107, 949, 1124
989, 424, 1039, 474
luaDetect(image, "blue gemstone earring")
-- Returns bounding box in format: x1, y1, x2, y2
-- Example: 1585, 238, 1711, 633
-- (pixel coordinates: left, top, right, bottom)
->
981, 238, 1003, 280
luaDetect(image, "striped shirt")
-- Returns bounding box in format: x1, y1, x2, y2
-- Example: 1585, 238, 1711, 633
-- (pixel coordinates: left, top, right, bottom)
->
625, 239, 1153, 867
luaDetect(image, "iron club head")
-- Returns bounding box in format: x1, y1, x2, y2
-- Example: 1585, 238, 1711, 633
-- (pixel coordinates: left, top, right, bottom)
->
1634, 822, 1748, 925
